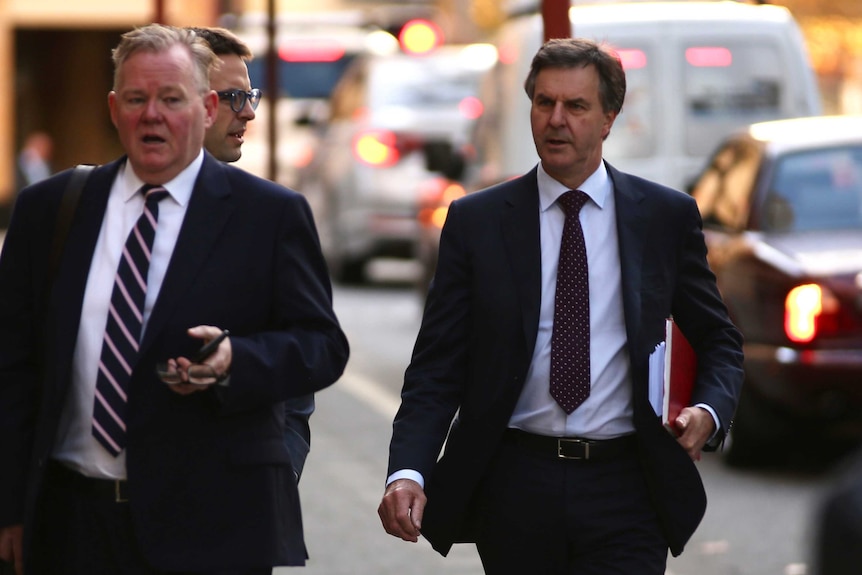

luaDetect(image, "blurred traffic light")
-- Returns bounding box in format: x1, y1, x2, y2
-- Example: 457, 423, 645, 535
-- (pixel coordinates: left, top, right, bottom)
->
397, 19, 444, 55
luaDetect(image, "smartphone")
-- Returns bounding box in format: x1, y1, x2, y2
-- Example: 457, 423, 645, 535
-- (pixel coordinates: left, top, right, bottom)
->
192, 329, 229, 363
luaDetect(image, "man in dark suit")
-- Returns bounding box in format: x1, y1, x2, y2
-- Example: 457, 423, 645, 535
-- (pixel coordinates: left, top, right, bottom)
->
378, 38, 744, 573
194, 25, 316, 481
0, 24, 348, 575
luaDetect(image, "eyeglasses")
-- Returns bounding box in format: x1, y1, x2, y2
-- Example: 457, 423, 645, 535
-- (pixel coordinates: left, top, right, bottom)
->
216, 88, 262, 113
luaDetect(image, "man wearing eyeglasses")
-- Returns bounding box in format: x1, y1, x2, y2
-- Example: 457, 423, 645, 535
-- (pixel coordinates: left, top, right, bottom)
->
196, 27, 261, 164
192, 26, 316, 483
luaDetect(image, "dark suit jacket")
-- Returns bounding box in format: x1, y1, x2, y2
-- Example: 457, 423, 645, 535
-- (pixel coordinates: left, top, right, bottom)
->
387, 163, 744, 557
283, 393, 315, 480
0, 153, 349, 570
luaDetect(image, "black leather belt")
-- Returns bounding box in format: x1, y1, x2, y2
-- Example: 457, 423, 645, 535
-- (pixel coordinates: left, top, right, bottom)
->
503, 428, 637, 461
46, 460, 129, 503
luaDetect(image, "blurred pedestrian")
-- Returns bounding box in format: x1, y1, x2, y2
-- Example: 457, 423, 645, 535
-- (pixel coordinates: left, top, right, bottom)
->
3, 130, 53, 230
15, 131, 53, 189
378, 37, 744, 574
0, 24, 348, 575
192, 25, 316, 481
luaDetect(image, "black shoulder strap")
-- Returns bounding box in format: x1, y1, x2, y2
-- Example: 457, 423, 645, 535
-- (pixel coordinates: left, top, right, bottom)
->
47, 164, 96, 284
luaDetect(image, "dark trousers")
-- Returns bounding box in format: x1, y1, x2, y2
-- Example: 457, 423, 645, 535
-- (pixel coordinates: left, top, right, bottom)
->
475, 439, 668, 575
29, 462, 271, 575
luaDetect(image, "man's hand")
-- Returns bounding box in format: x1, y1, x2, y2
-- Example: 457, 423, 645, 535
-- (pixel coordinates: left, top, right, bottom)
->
674, 406, 716, 461
0, 524, 23, 575
378, 479, 426, 543
164, 325, 232, 396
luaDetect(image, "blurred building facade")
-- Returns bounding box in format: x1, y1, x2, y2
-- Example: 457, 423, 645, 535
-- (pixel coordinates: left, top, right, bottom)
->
1, 0, 861, 216
780, 0, 862, 114
0, 0, 220, 216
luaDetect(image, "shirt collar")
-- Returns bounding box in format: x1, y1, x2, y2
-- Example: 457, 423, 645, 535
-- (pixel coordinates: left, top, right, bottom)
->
120, 150, 205, 207
537, 161, 611, 213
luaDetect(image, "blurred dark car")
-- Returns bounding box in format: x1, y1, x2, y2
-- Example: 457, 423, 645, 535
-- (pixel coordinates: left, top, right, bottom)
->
689, 115, 862, 466
299, 42, 497, 283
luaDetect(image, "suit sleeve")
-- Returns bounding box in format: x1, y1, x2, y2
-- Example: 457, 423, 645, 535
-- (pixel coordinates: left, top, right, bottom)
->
387, 200, 473, 479
215, 192, 349, 413
671, 197, 744, 445
0, 185, 52, 526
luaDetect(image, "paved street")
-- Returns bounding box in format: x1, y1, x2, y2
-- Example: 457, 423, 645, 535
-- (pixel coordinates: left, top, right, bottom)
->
276, 283, 483, 574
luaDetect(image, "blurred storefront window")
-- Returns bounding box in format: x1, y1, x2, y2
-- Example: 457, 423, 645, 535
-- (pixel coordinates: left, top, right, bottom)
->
744, 1, 862, 114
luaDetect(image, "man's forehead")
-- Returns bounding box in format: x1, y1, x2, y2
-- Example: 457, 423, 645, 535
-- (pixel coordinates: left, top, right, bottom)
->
119, 46, 195, 77
210, 55, 250, 86
534, 67, 599, 94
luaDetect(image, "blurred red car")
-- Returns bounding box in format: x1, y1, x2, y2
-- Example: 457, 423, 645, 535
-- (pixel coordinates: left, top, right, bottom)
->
690, 115, 862, 466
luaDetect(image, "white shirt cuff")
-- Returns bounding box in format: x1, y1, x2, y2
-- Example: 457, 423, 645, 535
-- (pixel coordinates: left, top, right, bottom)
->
695, 402, 721, 442
386, 469, 424, 489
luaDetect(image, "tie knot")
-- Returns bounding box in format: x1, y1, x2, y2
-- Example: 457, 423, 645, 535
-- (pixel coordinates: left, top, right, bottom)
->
140, 185, 169, 207
558, 189, 589, 216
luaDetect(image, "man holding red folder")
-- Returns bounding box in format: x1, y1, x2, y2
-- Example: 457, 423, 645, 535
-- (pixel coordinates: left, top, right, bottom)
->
379, 38, 744, 574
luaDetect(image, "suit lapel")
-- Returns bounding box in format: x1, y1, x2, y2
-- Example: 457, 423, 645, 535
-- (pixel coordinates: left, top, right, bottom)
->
607, 163, 648, 352
49, 160, 123, 395
140, 154, 235, 354
500, 168, 542, 358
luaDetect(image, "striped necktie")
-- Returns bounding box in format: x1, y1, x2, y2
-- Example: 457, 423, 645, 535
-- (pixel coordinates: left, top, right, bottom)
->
92, 185, 169, 456
550, 189, 591, 414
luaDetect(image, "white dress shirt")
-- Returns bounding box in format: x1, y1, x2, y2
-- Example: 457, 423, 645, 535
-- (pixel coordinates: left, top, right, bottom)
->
508, 162, 635, 438
52, 151, 204, 479
389, 162, 719, 488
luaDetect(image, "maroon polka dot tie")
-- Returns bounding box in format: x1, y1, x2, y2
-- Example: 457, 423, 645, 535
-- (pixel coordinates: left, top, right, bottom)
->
550, 190, 590, 414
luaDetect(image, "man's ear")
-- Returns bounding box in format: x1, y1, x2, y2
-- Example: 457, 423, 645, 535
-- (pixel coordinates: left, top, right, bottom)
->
203, 89, 218, 128
108, 91, 119, 130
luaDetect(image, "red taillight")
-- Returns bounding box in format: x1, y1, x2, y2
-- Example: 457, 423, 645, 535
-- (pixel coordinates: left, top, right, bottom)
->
353, 130, 399, 167
784, 283, 842, 342
417, 177, 465, 230
278, 41, 346, 63
459, 96, 484, 120
616, 48, 648, 70
399, 19, 444, 55
353, 130, 426, 168
785, 284, 822, 342
686, 46, 732, 67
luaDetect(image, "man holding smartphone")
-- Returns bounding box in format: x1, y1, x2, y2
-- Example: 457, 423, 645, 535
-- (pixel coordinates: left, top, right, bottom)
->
191, 26, 317, 481
0, 24, 348, 574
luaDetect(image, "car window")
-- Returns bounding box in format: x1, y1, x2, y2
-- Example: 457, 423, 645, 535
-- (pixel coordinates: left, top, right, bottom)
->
368, 57, 485, 110
764, 147, 862, 232
683, 41, 784, 157
247, 56, 357, 100
603, 45, 657, 161
329, 61, 368, 122
692, 139, 763, 230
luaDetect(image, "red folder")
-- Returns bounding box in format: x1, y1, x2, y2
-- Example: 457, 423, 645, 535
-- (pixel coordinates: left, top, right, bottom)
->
663, 318, 697, 435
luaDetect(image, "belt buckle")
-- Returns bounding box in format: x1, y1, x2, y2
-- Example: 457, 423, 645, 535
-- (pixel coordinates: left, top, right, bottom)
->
557, 438, 589, 460
114, 480, 128, 503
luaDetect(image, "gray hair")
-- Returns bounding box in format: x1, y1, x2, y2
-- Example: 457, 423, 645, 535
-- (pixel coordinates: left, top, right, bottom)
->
112, 24, 216, 93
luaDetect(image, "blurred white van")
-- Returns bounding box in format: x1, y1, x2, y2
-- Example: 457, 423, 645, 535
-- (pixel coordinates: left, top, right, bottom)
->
227, 11, 397, 190
469, 0, 822, 192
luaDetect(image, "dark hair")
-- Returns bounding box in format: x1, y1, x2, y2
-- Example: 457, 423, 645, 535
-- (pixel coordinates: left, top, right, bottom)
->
524, 38, 626, 115
188, 26, 253, 60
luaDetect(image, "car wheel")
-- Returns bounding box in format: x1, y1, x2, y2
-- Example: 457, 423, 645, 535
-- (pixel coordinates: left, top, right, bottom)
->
723, 384, 791, 468
333, 256, 366, 285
